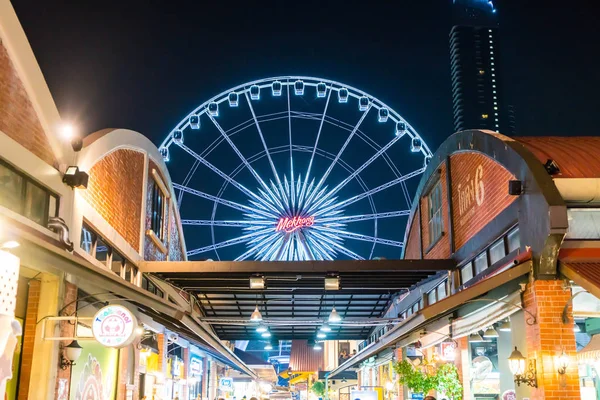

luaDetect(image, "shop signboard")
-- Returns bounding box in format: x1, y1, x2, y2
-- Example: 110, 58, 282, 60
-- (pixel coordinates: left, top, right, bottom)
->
92, 305, 138, 348
440, 341, 456, 361
190, 356, 203, 376
219, 377, 234, 392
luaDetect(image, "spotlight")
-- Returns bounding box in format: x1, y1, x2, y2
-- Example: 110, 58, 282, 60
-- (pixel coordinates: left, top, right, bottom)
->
135, 326, 145, 336
250, 276, 265, 289
62, 166, 89, 189
544, 159, 560, 175
60, 124, 75, 140
324, 276, 340, 291
508, 180, 523, 196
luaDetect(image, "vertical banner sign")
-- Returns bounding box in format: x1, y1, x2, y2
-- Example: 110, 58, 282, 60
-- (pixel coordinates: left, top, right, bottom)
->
440, 341, 457, 361
92, 305, 138, 348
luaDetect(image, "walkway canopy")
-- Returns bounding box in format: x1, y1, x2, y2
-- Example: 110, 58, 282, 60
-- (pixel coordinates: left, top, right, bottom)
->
140, 259, 453, 340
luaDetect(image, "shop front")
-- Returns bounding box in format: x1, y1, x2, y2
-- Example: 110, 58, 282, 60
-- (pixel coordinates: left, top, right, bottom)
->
188, 353, 204, 400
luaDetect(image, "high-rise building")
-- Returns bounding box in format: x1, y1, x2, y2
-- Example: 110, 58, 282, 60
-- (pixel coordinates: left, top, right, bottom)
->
450, 0, 515, 134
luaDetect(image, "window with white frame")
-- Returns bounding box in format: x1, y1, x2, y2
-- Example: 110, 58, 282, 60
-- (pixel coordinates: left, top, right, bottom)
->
427, 181, 443, 246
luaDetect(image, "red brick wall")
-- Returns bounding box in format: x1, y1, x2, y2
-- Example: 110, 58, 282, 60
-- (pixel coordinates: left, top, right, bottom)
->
404, 212, 421, 259
81, 149, 145, 251
18, 280, 40, 400
523, 280, 580, 400
0, 41, 57, 168
450, 152, 516, 250
420, 163, 451, 259
54, 282, 77, 400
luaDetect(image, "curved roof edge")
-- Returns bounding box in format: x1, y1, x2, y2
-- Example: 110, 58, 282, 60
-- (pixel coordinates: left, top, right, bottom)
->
77, 128, 187, 258
401, 129, 567, 277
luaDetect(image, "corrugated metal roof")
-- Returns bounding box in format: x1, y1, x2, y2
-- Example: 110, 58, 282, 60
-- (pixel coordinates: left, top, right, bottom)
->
561, 262, 600, 300
289, 340, 324, 372
516, 137, 600, 178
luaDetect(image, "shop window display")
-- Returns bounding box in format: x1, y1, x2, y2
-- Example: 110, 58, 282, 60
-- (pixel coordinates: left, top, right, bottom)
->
470, 337, 500, 397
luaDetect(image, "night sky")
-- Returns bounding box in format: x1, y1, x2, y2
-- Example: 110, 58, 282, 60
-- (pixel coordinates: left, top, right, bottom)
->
10, 0, 599, 259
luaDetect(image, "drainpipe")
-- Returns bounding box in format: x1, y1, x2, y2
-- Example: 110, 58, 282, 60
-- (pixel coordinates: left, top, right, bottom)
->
47, 217, 74, 251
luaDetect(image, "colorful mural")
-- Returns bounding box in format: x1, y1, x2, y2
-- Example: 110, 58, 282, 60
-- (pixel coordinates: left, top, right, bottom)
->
70, 341, 119, 400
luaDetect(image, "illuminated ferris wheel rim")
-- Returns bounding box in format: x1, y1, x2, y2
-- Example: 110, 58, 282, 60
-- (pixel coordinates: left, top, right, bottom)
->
161, 76, 433, 261
159, 76, 433, 157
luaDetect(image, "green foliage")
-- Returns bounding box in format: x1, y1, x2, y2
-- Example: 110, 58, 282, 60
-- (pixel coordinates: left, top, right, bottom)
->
436, 363, 462, 400
393, 360, 463, 400
310, 381, 326, 398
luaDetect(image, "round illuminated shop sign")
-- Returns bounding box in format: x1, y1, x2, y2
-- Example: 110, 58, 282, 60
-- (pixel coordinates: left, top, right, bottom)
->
92, 305, 138, 348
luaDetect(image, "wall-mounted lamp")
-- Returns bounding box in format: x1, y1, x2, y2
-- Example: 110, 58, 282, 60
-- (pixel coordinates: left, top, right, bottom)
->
508, 346, 537, 387
250, 275, 265, 289
325, 275, 340, 291
62, 166, 89, 189
556, 350, 569, 375
60, 340, 83, 369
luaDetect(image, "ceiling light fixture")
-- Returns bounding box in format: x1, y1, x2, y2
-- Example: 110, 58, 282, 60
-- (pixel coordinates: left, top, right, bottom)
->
320, 323, 332, 332
250, 306, 263, 322
469, 332, 485, 343
483, 327, 499, 338
317, 332, 327, 339
261, 330, 272, 338
325, 276, 340, 291
498, 320, 511, 332
250, 276, 265, 289
329, 307, 341, 323
256, 324, 268, 333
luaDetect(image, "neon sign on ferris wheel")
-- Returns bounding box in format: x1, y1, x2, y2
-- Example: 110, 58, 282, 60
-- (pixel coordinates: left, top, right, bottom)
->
275, 216, 315, 233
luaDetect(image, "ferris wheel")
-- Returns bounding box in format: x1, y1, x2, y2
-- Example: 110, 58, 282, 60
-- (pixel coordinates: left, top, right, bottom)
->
159, 76, 433, 261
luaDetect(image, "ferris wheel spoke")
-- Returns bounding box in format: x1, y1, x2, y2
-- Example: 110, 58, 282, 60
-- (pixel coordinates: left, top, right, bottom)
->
181, 219, 273, 227
173, 183, 276, 219
308, 134, 404, 213
244, 92, 288, 209
177, 143, 281, 213
306, 106, 372, 206
312, 226, 404, 248
307, 230, 362, 260
317, 210, 411, 224
187, 226, 275, 256
313, 167, 426, 217
299, 87, 332, 206
207, 115, 285, 214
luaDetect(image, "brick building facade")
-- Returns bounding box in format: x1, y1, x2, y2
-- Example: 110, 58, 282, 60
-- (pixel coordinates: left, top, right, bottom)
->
337, 130, 600, 400
0, 2, 253, 399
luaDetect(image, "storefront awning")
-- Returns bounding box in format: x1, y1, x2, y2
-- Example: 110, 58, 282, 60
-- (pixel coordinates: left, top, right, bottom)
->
578, 334, 600, 363
9, 222, 257, 379
327, 260, 532, 378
